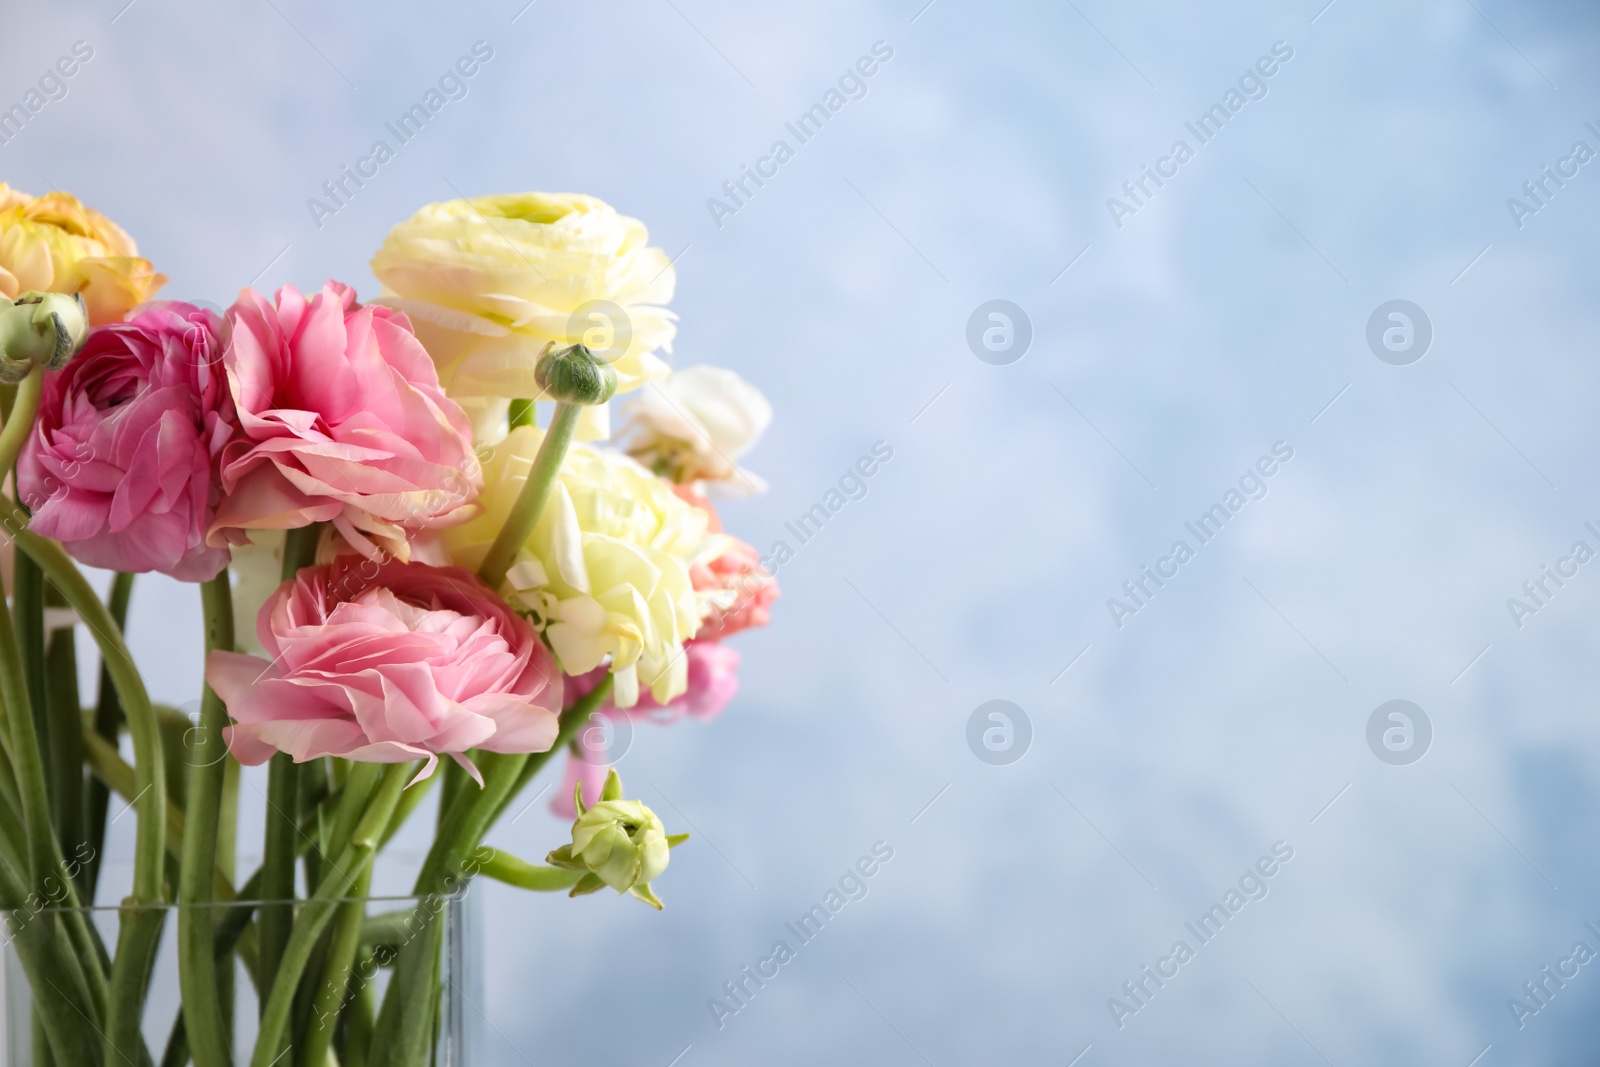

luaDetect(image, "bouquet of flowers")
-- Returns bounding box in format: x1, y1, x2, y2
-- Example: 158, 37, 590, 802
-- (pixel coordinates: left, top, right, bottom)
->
0, 186, 777, 1065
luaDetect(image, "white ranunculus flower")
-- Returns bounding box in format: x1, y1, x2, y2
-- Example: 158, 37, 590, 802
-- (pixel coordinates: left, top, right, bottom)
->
370, 193, 676, 440
621, 365, 772, 494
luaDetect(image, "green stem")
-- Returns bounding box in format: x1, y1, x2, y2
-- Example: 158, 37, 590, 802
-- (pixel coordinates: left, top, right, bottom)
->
158, 1017, 189, 1067
379, 762, 436, 848
300, 756, 331, 892
475, 847, 583, 891
344, 979, 375, 1067
219, 753, 239, 1048
108, 908, 165, 1065
0, 537, 104, 1040
84, 570, 134, 901
300, 862, 373, 1067
282, 523, 321, 581
257, 522, 321, 1009
179, 572, 235, 1067
14, 551, 48, 819
475, 401, 582, 590
0, 362, 41, 474
250, 762, 409, 1067
322, 762, 382, 868
257, 753, 299, 1001
44, 619, 82, 897
437, 757, 467, 834
32, 1014, 53, 1067
15, 530, 168, 1062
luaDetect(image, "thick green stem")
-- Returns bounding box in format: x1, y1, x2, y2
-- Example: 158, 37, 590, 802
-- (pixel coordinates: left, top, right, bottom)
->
0, 363, 42, 473
257, 753, 299, 1002
257, 523, 321, 1009
476, 401, 581, 590
3, 368, 48, 842
475, 847, 583, 891
84, 570, 134, 900
300, 862, 373, 1067
250, 762, 409, 1067
344, 979, 375, 1067
301, 756, 334, 892
108, 906, 165, 1065
282, 523, 321, 580
379, 763, 436, 848
179, 572, 235, 1067
219, 753, 239, 1048
44, 620, 83, 897
14, 552, 48, 817
437, 757, 467, 834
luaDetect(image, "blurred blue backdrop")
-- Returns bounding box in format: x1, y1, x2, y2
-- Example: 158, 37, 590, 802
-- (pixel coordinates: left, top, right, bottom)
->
6, 0, 1600, 1062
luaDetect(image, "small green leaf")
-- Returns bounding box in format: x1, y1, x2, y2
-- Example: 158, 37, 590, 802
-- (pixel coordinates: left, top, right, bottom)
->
628, 883, 665, 910
568, 872, 606, 898
544, 844, 580, 870
666, 833, 690, 849
600, 768, 624, 802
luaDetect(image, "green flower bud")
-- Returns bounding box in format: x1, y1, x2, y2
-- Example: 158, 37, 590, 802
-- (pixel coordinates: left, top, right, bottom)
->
0, 291, 89, 383
536, 343, 617, 406
547, 769, 687, 909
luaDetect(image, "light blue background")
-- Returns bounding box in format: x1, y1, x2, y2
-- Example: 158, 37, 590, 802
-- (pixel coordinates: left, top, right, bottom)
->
5, 0, 1600, 1062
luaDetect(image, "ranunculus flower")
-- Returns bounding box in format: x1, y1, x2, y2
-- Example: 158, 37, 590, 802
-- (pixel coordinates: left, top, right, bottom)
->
370, 193, 677, 440
552, 640, 741, 818
19, 302, 234, 581
0, 185, 166, 325
442, 425, 726, 708
206, 558, 561, 778
208, 281, 482, 560
620, 364, 772, 492
691, 537, 778, 641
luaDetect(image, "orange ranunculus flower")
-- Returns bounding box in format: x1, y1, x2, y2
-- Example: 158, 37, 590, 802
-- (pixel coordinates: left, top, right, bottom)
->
0, 184, 166, 325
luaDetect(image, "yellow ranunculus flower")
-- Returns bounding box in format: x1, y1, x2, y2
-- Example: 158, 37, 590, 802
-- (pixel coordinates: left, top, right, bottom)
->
442, 425, 726, 707
0, 185, 166, 325
370, 193, 676, 439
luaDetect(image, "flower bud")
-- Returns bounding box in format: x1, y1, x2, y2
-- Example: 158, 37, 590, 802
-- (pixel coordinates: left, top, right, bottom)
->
546, 768, 687, 908
0, 291, 89, 382
536, 343, 617, 406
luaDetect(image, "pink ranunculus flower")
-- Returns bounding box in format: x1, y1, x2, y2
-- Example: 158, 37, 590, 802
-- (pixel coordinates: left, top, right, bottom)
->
551, 640, 740, 818
668, 485, 779, 641
206, 558, 562, 780
691, 537, 778, 641
18, 302, 235, 581
208, 281, 481, 560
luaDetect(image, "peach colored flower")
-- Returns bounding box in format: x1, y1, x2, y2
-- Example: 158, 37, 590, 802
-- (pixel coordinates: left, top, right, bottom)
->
0, 184, 165, 325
